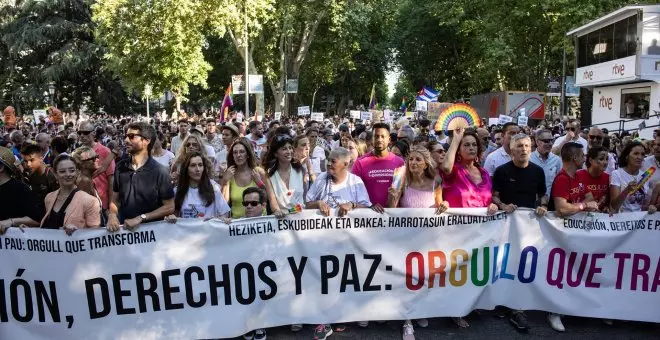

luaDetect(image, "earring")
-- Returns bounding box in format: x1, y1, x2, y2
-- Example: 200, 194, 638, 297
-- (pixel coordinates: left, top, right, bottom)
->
456, 155, 462, 162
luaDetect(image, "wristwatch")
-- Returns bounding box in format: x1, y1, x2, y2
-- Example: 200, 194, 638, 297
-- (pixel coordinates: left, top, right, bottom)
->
140, 214, 147, 221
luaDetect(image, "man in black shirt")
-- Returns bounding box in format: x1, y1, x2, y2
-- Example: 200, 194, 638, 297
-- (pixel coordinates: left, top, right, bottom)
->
491, 133, 548, 332
0, 146, 44, 233
108, 122, 174, 232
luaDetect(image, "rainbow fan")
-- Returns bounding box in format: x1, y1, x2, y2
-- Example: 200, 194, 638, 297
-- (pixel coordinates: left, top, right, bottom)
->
434, 103, 480, 132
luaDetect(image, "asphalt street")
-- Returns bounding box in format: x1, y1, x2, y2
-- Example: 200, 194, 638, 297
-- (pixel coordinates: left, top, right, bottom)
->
228, 310, 659, 339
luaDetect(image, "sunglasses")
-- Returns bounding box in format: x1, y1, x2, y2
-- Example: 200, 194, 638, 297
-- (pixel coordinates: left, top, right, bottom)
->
566, 127, 577, 132
242, 201, 261, 207
588, 135, 602, 141
126, 133, 143, 140
78, 130, 93, 135
81, 155, 98, 162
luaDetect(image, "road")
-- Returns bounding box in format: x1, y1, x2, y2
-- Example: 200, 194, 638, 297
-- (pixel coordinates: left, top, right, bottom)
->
232, 311, 658, 339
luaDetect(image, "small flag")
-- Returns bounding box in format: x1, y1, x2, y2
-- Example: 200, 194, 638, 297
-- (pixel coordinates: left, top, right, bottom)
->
220, 84, 233, 122
416, 86, 439, 102
368, 84, 376, 109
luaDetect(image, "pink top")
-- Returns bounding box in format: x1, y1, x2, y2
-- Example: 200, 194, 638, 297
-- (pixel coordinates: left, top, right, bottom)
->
400, 185, 435, 208
92, 143, 115, 210
352, 152, 405, 206
441, 164, 492, 208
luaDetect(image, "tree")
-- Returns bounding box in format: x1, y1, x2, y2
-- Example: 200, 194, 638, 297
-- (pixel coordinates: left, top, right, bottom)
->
92, 0, 217, 112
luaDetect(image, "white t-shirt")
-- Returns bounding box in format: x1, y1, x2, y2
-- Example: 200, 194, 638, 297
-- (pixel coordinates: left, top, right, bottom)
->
306, 172, 371, 208
552, 135, 588, 152
153, 150, 175, 169
610, 168, 651, 212
175, 182, 230, 218
310, 145, 326, 176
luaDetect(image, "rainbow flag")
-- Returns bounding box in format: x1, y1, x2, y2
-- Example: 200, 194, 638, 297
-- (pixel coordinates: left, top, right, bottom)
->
401, 96, 407, 114
220, 84, 233, 122
368, 84, 376, 109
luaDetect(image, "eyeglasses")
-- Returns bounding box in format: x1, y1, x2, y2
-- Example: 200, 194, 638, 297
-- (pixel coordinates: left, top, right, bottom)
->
588, 135, 602, 141
81, 155, 98, 162
242, 201, 261, 207
126, 133, 143, 140
78, 130, 93, 135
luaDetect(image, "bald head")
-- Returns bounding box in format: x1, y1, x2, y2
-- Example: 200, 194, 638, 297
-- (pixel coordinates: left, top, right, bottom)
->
587, 127, 604, 147
477, 128, 489, 139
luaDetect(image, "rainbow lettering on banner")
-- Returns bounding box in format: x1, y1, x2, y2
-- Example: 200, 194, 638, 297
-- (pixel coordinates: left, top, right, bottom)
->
434, 103, 480, 132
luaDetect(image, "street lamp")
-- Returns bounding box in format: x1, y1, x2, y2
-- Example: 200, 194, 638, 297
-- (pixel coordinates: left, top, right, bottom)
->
144, 83, 152, 119
48, 82, 55, 106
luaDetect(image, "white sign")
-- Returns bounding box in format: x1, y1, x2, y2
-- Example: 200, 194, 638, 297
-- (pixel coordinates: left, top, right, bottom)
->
518, 116, 529, 126
248, 75, 264, 94
236, 112, 244, 122
498, 114, 513, 125
575, 55, 637, 87
416, 100, 428, 112
297, 106, 311, 116
231, 75, 245, 94
1, 209, 660, 340
519, 108, 526, 116
361, 111, 372, 121
310, 112, 324, 122
488, 118, 500, 126
350, 110, 361, 119
274, 112, 282, 121
383, 109, 392, 123
33, 109, 47, 122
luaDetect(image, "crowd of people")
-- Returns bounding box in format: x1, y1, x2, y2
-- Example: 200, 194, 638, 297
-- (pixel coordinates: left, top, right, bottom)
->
0, 112, 659, 340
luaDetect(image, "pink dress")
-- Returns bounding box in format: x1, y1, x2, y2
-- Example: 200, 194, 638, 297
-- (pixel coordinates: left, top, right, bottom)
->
441, 164, 492, 208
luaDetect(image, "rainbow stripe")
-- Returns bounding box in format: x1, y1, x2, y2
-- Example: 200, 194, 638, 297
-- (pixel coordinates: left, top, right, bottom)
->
434, 103, 480, 132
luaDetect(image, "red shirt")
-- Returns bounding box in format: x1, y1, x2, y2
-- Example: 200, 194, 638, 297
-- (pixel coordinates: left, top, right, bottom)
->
576, 169, 610, 208
551, 169, 586, 207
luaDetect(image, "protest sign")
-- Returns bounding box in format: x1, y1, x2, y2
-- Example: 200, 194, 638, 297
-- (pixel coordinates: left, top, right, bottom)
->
2, 209, 660, 339
350, 110, 360, 119
297, 106, 310, 116
498, 114, 513, 124
361, 111, 372, 121
311, 112, 324, 122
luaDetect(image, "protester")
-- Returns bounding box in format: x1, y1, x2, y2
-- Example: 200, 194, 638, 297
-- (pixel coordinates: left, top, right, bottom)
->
551, 119, 588, 154
0, 146, 44, 234
247, 120, 267, 159
551, 142, 598, 216
205, 118, 224, 154
171, 134, 210, 182
586, 127, 616, 174
41, 154, 101, 233
343, 136, 364, 172
20, 143, 59, 208
77, 121, 115, 214
35, 132, 53, 165
610, 140, 657, 213
165, 151, 230, 221
71, 146, 102, 199
221, 138, 267, 218
293, 134, 314, 181
171, 118, 190, 155
352, 123, 404, 211
51, 136, 69, 157
262, 134, 307, 218
391, 140, 410, 159
107, 122, 174, 231
216, 123, 240, 169
642, 134, 660, 188
576, 146, 611, 211
388, 145, 447, 213
307, 128, 326, 178
9, 130, 25, 161
530, 129, 561, 197
484, 122, 520, 176
152, 131, 175, 168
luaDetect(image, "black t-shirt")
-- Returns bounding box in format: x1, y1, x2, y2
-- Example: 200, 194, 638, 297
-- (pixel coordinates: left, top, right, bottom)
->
113, 157, 174, 222
492, 161, 546, 209
28, 167, 59, 206
0, 178, 45, 222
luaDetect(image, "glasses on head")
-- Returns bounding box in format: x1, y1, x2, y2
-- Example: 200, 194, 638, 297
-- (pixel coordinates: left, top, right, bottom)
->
78, 130, 93, 135
242, 201, 261, 207
81, 155, 98, 162
588, 135, 602, 141
126, 133, 143, 140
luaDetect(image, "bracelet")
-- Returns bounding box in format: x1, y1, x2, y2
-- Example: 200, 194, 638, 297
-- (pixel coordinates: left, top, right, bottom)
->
256, 180, 264, 188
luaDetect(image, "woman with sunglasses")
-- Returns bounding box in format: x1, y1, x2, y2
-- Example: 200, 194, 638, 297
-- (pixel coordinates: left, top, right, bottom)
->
610, 140, 657, 213
171, 134, 209, 184
71, 146, 102, 198
262, 134, 308, 218
221, 138, 267, 218
41, 154, 101, 234
427, 141, 446, 176
165, 151, 230, 222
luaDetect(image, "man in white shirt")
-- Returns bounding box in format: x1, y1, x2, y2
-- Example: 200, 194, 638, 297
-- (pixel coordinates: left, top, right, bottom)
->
306, 128, 326, 176
247, 120, 267, 159
530, 129, 561, 196
642, 134, 660, 188
171, 119, 189, 156
484, 122, 520, 176
551, 119, 588, 155
586, 127, 616, 174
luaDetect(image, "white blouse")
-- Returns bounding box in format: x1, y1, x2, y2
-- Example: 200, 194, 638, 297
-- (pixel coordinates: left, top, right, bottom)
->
271, 165, 305, 211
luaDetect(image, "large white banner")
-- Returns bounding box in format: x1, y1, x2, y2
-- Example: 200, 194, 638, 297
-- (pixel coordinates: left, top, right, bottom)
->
1, 209, 660, 339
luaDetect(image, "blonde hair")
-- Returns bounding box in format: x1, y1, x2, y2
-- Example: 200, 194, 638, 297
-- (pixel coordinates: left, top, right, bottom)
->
175, 134, 209, 166
405, 145, 436, 184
